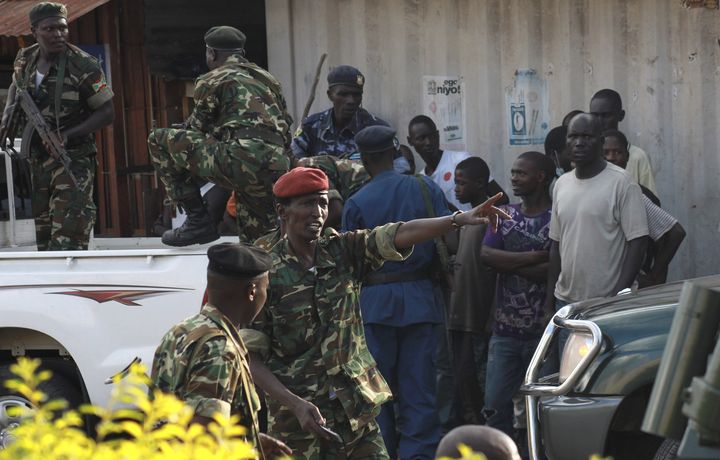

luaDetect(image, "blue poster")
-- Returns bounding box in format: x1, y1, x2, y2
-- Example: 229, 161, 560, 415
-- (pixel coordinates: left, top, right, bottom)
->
506, 69, 548, 146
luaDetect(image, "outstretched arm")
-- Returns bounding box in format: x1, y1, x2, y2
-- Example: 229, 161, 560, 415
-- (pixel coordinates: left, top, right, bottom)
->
248, 353, 333, 441
487, 179, 510, 206
393, 192, 511, 249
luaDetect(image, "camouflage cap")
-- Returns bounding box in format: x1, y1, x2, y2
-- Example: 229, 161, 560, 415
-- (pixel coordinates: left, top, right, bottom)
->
355, 126, 399, 154
29, 2, 67, 25
327, 65, 365, 89
204, 26, 246, 51
207, 243, 272, 278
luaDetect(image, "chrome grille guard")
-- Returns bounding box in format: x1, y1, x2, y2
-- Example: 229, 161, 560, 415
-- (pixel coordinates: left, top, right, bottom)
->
520, 305, 603, 460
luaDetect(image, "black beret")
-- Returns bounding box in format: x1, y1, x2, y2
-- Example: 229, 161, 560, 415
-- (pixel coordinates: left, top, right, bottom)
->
29, 2, 67, 25
327, 65, 365, 89
207, 242, 272, 278
204, 26, 246, 51
354, 126, 399, 154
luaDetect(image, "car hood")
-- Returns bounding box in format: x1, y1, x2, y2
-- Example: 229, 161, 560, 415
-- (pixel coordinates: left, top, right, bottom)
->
564, 275, 720, 394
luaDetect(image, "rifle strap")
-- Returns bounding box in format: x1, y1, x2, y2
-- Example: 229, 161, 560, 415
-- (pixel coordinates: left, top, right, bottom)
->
414, 174, 451, 272
54, 52, 66, 138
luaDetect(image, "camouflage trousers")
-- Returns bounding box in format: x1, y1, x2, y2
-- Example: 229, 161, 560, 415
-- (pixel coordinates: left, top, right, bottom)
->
269, 397, 389, 460
30, 153, 96, 251
147, 128, 289, 242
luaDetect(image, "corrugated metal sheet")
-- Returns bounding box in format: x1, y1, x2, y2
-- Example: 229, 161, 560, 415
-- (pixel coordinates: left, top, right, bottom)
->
0, 0, 111, 37
266, 0, 720, 280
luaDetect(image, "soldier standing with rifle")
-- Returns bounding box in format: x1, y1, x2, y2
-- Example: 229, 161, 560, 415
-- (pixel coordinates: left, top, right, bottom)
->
0, 2, 115, 251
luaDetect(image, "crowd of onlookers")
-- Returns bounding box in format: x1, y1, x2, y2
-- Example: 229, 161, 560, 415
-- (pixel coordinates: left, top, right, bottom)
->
149, 53, 685, 460
274, 66, 685, 459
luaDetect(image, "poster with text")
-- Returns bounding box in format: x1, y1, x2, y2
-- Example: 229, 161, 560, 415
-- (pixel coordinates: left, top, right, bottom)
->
423, 76, 465, 151
505, 69, 549, 145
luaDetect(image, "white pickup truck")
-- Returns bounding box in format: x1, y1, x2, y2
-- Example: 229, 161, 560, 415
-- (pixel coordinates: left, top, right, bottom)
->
0, 147, 231, 447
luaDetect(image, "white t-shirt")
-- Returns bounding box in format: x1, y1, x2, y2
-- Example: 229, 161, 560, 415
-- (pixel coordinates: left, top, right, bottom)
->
549, 163, 649, 302
427, 150, 495, 211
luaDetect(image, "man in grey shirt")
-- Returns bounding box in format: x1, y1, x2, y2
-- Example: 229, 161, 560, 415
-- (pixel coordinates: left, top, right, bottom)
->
545, 113, 649, 316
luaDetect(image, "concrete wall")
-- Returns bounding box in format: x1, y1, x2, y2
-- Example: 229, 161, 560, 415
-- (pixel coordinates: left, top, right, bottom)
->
266, 0, 720, 280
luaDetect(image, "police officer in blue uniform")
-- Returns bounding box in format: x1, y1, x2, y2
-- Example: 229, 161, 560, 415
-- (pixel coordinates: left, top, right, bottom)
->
291, 65, 389, 161
342, 125, 447, 460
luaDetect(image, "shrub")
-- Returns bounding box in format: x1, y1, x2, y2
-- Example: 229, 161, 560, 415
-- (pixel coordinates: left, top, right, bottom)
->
0, 357, 258, 460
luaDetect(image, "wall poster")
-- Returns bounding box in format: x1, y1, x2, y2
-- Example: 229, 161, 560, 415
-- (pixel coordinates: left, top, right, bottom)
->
422, 76, 465, 151
506, 68, 549, 146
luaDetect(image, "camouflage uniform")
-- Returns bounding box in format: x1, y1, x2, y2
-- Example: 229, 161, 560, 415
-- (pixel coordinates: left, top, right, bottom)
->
254, 228, 282, 252
148, 54, 293, 242
297, 156, 369, 203
151, 303, 262, 451
241, 223, 411, 459
291, 108, 388, 161
12, 43, 113, 250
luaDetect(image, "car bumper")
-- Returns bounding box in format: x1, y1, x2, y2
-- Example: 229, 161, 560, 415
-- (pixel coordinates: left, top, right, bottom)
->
539, 395, 623, 460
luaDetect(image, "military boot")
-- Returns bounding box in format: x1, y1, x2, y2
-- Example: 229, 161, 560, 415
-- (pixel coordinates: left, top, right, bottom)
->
161, 192, 219, 247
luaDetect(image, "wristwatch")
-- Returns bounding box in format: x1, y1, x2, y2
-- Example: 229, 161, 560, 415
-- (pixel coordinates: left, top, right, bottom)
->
451, 210, 463, 229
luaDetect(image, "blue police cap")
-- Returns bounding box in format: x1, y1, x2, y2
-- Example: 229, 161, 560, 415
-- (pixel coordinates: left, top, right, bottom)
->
327, 65, 365, 89
354, 126, 398, 154
207, 242, 272, 278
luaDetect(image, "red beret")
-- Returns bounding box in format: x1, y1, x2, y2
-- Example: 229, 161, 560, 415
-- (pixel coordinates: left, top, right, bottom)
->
273, 167, 329, 198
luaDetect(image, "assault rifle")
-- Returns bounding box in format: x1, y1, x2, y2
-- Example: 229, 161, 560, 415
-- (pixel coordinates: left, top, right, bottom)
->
0, 88, 79, 186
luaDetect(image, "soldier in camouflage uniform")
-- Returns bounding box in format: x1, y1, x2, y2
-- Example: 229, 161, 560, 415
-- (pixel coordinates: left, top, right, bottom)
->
290, 65, 388, 161
151, 242, 291, 459
240, 167, 511, 459
147, 26, 292, 246
251, 156, 368, 249
0, 3, 114, 250
297, 155, 369, 229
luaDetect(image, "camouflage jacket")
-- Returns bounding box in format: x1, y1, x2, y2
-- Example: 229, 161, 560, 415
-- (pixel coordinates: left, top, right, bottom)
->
298, 156, 370, 202
290, 107, 388, 160
241, 223, 411, 432
151, 304, 262, 448
12, 43, 114, 159
186, 53, 293, 148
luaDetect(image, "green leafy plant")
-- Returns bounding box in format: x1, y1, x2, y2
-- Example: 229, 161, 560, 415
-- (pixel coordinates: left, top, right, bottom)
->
0, 357, 260, 460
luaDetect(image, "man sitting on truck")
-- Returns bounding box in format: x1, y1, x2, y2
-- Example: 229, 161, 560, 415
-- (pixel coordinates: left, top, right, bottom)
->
151, 242, 291, 458
147, 26, 293, 246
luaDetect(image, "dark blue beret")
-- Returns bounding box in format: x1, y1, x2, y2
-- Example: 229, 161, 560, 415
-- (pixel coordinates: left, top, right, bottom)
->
328, 65, 365, 89
355, 126, 398, 154
207, 242, 272, 278
204, 26, 246, 50
29, 2, 67, 25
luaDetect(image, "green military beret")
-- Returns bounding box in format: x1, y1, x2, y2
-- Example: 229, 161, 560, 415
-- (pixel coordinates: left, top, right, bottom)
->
327, 65, 365, 89
354, 126, 399, 154
29, 2, 67, 25
204, 26, 246, 51
207, 242, 272, 278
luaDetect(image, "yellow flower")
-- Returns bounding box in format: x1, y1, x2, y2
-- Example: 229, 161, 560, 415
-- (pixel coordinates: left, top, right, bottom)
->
0, 357, 259, 460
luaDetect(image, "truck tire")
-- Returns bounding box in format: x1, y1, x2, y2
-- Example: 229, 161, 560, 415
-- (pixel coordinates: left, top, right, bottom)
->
0, 363, 82, 449
653, 439, 679, 460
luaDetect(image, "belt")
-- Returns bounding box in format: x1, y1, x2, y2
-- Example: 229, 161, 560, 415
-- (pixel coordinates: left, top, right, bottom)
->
363, 269, 433, 286
223, 126, 287, 147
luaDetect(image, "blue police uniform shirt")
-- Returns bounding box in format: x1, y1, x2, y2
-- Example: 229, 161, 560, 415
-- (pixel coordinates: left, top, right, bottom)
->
342, 171, 450, 326
291, 107, 389, 160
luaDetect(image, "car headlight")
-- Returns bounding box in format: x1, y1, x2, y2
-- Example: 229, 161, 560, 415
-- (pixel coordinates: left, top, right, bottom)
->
559, 332, 594, 383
